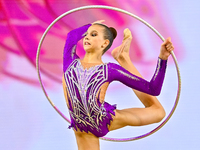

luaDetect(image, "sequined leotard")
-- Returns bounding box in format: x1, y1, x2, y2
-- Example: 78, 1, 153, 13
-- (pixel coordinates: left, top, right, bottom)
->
63, 24, 167, 137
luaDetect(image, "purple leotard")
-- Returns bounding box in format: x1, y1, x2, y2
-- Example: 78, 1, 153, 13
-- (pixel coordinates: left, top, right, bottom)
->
63, 24, 167, 137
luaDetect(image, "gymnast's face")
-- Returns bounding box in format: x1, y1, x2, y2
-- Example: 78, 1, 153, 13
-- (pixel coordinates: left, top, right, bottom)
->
83, 25, 109, 54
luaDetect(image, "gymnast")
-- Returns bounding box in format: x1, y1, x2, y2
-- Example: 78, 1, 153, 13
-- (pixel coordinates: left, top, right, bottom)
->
62, 20, 174, 150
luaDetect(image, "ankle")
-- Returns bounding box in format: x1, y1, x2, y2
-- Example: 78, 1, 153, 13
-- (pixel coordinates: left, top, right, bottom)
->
116, 54, 131, 65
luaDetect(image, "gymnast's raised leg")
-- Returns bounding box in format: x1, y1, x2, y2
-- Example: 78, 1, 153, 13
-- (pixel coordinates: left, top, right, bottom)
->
109, 29, 168, 131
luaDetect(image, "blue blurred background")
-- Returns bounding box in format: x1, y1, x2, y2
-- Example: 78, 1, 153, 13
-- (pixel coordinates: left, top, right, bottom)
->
0, 0, 199, 149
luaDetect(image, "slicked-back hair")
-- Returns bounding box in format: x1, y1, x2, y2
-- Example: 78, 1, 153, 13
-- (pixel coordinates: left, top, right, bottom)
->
94, 23, 117, 55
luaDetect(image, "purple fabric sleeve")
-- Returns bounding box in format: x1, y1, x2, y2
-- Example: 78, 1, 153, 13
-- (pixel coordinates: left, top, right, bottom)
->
107, 58, 167, 96
63, 24, 91, 72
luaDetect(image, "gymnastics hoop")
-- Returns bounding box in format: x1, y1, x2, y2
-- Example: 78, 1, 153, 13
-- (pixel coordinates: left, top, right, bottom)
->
36, 5, 181, 142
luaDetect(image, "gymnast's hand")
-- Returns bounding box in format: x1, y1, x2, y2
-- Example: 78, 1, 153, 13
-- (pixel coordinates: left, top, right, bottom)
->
92, 20, 105, 25
159, 37, 174, 60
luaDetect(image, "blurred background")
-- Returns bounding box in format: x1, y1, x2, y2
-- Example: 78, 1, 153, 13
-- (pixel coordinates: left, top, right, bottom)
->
0, 0, 199, 149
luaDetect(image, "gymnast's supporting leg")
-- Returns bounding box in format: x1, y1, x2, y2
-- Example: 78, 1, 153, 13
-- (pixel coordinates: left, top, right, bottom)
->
74, 130, 100, 150
62, 76, 101, 150
109, 29, 166, 131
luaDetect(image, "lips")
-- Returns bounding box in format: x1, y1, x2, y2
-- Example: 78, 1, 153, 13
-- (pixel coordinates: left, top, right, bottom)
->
85, 41, 91, 45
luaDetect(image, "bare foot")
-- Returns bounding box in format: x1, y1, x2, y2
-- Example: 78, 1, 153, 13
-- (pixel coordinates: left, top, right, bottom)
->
111, 28, 132, 61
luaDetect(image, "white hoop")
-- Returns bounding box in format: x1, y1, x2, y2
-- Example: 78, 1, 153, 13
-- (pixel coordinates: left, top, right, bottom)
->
36, 5, 181, 142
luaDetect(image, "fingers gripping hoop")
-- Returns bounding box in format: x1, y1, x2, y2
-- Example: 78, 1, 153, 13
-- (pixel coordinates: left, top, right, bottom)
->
36, 5, 181, 142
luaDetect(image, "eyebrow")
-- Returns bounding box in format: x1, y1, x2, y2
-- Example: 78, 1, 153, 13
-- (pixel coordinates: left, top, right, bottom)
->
85, 30, 98, 35
90, 30, 98, 33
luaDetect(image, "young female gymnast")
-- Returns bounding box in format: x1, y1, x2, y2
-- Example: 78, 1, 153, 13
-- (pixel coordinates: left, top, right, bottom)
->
62, 20, 174, 150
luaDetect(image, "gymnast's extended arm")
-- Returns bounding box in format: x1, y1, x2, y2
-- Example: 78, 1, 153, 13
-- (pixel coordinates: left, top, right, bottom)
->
63, 24, 91, 72
107, 57, 167, 96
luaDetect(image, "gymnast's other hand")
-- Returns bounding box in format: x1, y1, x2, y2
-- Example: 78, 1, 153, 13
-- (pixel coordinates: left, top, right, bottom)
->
159, 37, 174, 60
92, 20, 105, 25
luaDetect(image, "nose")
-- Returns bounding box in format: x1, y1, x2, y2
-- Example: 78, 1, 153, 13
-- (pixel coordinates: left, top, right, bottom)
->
85, 35, 89, 40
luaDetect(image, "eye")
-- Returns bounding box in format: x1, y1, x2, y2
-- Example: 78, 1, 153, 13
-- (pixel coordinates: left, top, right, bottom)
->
84, 33, 88, 36
91, 32, 97, 37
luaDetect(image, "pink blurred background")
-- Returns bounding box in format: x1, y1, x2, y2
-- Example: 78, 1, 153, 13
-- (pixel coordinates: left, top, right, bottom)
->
0, 0, 199, 150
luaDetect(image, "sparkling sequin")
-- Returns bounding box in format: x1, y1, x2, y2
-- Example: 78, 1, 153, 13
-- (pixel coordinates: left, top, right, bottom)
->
117, 69, 140, 81
64, 59, 108, 130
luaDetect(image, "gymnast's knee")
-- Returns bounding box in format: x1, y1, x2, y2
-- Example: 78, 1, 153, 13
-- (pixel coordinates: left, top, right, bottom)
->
155, 107, 166, 123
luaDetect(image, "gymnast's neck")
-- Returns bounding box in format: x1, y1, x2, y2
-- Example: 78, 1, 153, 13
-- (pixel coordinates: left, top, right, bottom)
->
81, 51, 103, 64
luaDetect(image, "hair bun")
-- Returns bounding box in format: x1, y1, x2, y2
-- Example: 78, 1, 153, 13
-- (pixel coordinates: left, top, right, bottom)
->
109, 27, 117, 39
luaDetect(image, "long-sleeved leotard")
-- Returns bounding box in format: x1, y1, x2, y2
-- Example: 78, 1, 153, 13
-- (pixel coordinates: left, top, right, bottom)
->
63, 24, 167, 137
